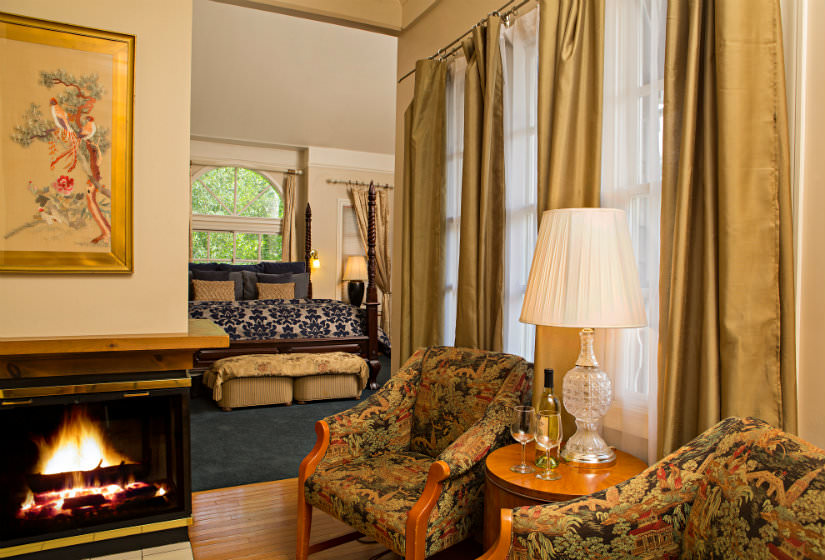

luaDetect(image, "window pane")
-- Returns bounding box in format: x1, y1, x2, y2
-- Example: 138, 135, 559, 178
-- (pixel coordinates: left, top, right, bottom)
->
235, 169, 273, 216
240, 188, 280, 218
209, 231, 233, 261
191, 181, 227, 215
197, 167, 235, 214
235, 233, 260, 260
261, 234, 282, 261
192, 231, 208, 260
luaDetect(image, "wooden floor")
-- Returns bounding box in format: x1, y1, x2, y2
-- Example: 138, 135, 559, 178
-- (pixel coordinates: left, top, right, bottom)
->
189, 478, 483, 560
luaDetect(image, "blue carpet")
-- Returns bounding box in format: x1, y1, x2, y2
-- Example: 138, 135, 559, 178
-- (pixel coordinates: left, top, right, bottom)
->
190, 354, 391, 491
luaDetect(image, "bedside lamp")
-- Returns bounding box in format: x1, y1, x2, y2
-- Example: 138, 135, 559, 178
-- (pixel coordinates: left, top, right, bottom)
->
520, 208, 646, 464
342, 256, 367, 307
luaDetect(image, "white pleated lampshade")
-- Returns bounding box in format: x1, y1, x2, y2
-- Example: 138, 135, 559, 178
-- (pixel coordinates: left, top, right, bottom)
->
520, 208, 647, 328
343, 256, 368, 281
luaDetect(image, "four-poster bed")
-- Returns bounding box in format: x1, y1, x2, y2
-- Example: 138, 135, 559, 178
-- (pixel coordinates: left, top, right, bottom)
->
191, 183, 383, 389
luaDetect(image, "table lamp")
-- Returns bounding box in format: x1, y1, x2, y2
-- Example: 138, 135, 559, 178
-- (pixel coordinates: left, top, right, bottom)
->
343, 255, 368, 307
520, 208, 646, 464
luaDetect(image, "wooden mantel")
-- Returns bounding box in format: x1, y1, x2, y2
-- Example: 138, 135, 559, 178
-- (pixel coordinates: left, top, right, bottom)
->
0, 319, 229, 380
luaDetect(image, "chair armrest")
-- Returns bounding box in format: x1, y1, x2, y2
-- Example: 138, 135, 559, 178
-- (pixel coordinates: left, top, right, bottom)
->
320, 350, 424, 464
437, 363, 530, 479
476, 510, 512, 560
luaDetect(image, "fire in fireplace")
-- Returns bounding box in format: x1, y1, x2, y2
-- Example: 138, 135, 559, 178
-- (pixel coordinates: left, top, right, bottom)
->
17, 406, 170, 523
0, 372, 191, 558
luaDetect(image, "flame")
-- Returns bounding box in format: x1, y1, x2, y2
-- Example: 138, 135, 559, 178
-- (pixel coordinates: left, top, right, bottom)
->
35, 407, 133, 474
17, 482, 164, 519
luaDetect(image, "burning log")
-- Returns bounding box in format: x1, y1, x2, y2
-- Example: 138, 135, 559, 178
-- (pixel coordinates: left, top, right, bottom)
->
27, 462, 145, 494
62, 493, 108, 510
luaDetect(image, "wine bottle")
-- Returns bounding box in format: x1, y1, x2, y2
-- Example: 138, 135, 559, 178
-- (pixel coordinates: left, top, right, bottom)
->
535, 368, 561, 468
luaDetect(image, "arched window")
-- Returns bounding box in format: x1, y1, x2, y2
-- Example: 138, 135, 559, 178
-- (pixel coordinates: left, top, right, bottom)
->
190, 166, 284, 263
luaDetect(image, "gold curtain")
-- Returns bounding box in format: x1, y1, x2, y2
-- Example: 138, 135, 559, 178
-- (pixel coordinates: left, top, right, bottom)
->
532, 0, 604, 421
454, 16, 506, 352
400, 60, 448, 363
351, 185, 392, 335
536, 0, 604, 215
281, 173, 297, 261
658, 0, 797, 455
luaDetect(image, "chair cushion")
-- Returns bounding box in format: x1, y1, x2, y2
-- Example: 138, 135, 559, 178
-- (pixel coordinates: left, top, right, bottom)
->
409, 347, 522, 457
682, 420, 825, 559
304, 451, 435, 555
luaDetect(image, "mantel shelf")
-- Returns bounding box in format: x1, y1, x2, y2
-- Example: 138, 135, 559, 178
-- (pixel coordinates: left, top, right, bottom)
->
0, 319, 229, 357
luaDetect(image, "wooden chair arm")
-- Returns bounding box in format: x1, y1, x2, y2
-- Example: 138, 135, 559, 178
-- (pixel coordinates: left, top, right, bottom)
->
298, 420, 330, 486
405, 460, 450, 560
476, 510, 512, 560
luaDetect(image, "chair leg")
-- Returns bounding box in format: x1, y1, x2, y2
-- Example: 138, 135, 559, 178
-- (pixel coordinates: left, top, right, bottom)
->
296, 486, 312, 560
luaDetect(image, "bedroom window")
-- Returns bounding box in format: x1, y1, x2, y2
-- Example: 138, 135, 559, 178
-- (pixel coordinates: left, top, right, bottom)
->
190, 166, 284, 263
600, 0, 666, 463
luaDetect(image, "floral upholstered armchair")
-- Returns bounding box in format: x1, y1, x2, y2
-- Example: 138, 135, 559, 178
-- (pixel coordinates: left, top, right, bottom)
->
297, 346, 532, 560
479, 417, 825, 560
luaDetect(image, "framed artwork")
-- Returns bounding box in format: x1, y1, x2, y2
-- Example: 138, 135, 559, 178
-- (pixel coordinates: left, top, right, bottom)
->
0, 13, 134, 273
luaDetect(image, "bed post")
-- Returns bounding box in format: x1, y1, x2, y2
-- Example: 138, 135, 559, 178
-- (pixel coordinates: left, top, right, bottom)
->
365, 182, 381, 389
305, 202, 313, 300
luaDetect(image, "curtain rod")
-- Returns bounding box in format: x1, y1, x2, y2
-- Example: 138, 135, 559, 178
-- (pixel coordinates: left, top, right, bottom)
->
326, 179, 393, 189
190, 160, 303, 175
397, 0, 534, 84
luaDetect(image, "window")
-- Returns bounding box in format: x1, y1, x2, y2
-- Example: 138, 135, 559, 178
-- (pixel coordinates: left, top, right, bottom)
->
600, 0, 666, 462
190, 166, 284, 263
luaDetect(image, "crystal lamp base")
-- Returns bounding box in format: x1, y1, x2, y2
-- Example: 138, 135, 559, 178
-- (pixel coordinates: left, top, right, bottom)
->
561, 419, 616, 464
560, 328, 615, 465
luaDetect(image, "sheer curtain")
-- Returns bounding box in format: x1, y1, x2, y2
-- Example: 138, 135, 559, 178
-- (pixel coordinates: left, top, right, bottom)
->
441, 11, 538, 358
599, 0, 666, 463
442, 55, 465, 346
501, 9, 538, 361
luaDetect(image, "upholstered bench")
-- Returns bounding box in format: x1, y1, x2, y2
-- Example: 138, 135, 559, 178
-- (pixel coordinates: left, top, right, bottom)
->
202, 352, 369, 411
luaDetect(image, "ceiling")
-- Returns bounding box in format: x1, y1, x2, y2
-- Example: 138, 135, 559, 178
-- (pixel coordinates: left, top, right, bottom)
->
212, 0, 439, 35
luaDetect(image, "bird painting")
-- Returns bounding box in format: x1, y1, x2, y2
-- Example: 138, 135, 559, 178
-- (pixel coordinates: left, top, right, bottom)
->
49, 98, 73, 143
77, 116, 96, 140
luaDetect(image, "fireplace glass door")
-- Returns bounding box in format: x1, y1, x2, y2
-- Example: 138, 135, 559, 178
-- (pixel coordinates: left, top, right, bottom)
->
1, 392, 187, 545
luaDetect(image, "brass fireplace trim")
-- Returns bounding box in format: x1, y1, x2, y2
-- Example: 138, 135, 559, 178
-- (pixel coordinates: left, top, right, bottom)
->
0, 517, 192, 558
0, 378, 191, 400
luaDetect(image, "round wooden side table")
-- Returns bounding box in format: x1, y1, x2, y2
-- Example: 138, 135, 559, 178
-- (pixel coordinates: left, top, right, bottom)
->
483, 442, 647, 549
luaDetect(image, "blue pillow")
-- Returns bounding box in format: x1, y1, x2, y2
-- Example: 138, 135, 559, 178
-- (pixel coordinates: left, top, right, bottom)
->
217, 262, 265, 272
188, 262, 220, 271
260, 261, 306, 275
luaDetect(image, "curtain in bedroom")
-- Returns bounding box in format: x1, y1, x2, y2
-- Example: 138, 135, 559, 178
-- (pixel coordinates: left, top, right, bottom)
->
501, 7, 538, 361
351, 184, 392, 335
453, 16, 506, 352
532, 0, 604, 411
400, 59, 448, 363
658, 0, 797, 456
281, 173, 297, 261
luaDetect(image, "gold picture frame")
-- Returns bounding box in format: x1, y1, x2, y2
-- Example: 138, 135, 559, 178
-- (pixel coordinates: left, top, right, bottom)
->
0, 13, 134, 273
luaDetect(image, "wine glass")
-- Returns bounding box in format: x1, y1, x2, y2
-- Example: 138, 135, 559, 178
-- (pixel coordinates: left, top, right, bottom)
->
510, 406, 536, 473
535, 412, 563, 480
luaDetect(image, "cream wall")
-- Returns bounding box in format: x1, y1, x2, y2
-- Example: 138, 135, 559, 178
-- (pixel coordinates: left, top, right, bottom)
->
0, 0, 192, 338
191, 0, 397, 155
391, 0, 506, 372
304, 148, 394, 300
792, 0, 825, 449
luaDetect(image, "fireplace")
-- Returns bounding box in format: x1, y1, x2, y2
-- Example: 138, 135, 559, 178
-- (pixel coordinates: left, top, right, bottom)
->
0, 371, 191, 559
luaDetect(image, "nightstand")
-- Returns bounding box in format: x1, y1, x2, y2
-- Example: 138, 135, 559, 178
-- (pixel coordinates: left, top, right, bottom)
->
483, 442, 647, 549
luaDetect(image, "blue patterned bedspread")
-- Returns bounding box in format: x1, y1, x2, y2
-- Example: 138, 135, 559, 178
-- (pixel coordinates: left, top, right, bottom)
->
188, 299, 390, 355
